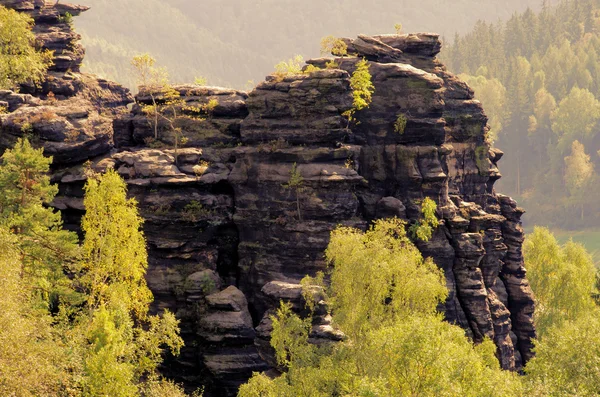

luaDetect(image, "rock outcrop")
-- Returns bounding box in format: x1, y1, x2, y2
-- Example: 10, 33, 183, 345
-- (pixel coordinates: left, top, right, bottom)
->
0, 3, 536, 396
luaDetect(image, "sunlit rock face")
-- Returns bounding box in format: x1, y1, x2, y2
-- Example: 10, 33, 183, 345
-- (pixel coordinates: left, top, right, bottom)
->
0, 1, 535, 395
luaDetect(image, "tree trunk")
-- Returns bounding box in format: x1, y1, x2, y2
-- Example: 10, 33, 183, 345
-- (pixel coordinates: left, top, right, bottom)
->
296, 190, 302, 221
151, 94, 159, 140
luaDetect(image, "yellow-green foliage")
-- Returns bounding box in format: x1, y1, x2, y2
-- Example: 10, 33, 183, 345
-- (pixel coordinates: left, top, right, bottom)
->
408, 197, 439, 241
205, 98, 219, 113
524, 227, 597, 338
144, 377, 203, 397
0, 6, 53, 90
394, 23, 403, 34
326, 219, 447, 337
181, 200, 212, 222
0, 229, 74, 395
394, 113, 408, 134
320, 35, 348, 57
350, 58, 374, 111
269, 302, 314, 369
58, 11, 73, 25
342, 58, 375, 126
303, 64, 322, 74
0, 141, 184, 396
520, 227, 600, 396
79, 169, 183, 395
132, 54, 191, 153
81, 169, 152, 317
239, 219, 522, 396
194, 76, 208, 85
525, 315, 600, 396
273, 55, 304, 80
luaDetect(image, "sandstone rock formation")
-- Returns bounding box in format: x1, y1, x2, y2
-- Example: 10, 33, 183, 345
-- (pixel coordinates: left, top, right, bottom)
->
0, 2, 536, 395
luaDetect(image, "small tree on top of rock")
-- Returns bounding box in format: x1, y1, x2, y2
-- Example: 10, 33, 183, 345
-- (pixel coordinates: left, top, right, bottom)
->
131, 54, 170, 141
131, 54, 191, 159
320, 35, 348, 57
0, 6, 53, 90
273, 55, 304, 81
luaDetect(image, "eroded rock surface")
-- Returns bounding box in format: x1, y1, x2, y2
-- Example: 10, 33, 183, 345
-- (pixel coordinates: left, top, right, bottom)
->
0, 3, 536, 396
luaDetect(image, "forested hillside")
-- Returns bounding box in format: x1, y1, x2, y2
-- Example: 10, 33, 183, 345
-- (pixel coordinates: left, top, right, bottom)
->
443, 0, 600, 229
75, 0, 550, 89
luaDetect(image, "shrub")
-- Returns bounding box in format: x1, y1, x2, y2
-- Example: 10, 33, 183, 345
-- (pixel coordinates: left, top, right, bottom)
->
394, 113, 408, 134
273, 55, 304, 81
408, 197, 439, 242
320, 35, 348, 57
342, 58, 375, 127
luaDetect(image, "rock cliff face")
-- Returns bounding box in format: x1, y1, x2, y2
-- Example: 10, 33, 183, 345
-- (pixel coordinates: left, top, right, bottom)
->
0, 2, 536, 396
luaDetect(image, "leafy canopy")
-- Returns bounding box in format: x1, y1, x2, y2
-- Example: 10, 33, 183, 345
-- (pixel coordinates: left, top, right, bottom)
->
78, 169, 184, 395
240, 219, 521, 396
0, 6, 52, 90
524, 226, 597, 338
320, 35, 348, 57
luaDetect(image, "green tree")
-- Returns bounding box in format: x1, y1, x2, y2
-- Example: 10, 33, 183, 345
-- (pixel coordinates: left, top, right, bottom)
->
342, 58, 375, 127
239, 219, 522, 396
273, 55, 304, 80
0, 138, 79, 310
79, 169, 183, 395
564, 140, 595, 220
524, 227, 597, 337
320, 35, 348, 57
530, 88, 557, 141
349, 58, 375, 112
0, 6, 53, 90
408, 197, 440, 242
131, 54, 169, 140
526, 315, 600, 396
0, 228, 74, 396
551, 86, 600, 153
131, 54, 191, 158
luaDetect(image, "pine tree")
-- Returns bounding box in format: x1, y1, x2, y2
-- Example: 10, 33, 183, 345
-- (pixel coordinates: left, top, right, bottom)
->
0, 138, 79, 310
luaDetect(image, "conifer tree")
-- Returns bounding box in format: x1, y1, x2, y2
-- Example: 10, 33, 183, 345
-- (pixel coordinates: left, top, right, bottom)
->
0, 138, 78, 309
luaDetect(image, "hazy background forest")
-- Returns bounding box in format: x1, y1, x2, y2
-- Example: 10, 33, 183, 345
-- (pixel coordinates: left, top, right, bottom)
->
75, 0, 553, 89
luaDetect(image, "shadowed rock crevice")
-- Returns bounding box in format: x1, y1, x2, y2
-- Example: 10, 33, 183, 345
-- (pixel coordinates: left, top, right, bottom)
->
0, 2, 536, 395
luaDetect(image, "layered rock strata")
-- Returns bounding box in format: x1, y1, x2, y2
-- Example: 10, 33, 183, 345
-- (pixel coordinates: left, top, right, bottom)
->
0, 3, 536, 395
